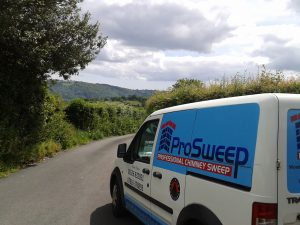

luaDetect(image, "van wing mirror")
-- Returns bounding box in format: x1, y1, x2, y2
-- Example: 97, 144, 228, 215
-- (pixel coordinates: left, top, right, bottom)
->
117, 143, 127, 158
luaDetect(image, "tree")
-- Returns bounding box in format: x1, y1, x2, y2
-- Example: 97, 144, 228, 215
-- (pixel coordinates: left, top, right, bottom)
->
0, 0, 106, 164
0, 0, 106, 79
172, 78, 204, 90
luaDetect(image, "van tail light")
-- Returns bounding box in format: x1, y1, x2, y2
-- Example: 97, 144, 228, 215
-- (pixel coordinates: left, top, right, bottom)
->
252, 202, 277, 225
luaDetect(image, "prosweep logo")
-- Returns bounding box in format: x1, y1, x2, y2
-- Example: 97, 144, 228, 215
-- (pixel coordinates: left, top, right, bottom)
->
159, 121, 176, 152
157, 120, 249, 179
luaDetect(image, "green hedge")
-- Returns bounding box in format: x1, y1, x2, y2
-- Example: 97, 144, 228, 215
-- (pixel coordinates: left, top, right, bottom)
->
146, 70, 300, 113
0, 92, 147, 177
65, 99, 146, 138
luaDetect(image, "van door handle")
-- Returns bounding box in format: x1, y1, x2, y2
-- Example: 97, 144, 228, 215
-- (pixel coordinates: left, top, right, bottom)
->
153, 171, 162, 179
142, 168, 150, 175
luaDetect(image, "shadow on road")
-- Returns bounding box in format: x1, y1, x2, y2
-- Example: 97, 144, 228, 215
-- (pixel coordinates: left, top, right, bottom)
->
90, 203, 143, 225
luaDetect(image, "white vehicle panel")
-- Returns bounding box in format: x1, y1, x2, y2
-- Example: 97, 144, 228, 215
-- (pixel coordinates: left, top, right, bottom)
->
277, 94, 300, 225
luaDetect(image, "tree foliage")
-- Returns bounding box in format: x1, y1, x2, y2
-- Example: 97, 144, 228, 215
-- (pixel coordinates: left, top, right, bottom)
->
0, 0, 106, 164
172, 78, 204, 90
0, 0, 106, 79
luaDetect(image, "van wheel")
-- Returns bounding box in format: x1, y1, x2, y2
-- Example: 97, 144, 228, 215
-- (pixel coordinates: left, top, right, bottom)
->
182, 219, 203, 225
112, 182, 125, 217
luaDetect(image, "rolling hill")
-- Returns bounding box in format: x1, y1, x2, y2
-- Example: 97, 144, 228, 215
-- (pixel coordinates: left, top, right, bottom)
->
48, 80, 156, 101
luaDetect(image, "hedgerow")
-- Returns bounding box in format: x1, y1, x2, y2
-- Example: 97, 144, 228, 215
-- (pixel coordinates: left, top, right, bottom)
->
146, 70, 300, 113
0, 92, 146, 177
65, 99, 146, 137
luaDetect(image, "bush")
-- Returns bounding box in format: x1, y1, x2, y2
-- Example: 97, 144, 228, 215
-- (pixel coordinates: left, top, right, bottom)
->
0, 92, 78, 169
29, 140, 61, 162
0, 81, 47, 165
65, 100, 147, 137
41, 93, 77, 149
64, 99, 97, 130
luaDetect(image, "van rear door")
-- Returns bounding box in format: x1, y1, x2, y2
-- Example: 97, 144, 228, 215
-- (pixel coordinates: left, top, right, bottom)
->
278, 95, 300, 225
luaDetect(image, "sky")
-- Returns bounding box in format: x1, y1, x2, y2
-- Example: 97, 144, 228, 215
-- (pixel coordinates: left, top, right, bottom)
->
70, 0, 300, 90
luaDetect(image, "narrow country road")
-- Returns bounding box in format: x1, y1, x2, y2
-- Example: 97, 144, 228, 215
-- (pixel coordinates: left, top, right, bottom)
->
0, 135, 143, 225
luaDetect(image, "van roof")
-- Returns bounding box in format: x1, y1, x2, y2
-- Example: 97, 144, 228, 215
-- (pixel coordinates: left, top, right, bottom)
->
150, 93, 300, 116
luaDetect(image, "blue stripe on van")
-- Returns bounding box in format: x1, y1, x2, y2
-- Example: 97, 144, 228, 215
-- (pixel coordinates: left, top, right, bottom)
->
124, 195, 168, 225
287, 110, 300, 193
153, 103, 260, 189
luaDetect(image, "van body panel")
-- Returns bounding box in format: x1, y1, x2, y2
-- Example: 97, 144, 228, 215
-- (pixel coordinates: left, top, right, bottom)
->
184, 94, 278, 225
112, 94, 300, 225
190, 103, 260, 189
151, 110, 197, 224
278, 95, 300, 225
118, 115, 163, 225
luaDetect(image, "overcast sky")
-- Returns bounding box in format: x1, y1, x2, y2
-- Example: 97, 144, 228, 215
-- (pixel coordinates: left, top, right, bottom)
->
71, 0, 300, 90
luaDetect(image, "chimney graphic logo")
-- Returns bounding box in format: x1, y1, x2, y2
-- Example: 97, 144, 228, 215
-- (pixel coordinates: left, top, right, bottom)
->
159, 120, 176, 153
291, 113, 300, 160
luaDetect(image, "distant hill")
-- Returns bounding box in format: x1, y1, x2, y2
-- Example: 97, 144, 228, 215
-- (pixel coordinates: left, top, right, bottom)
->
48, 80, 156, 101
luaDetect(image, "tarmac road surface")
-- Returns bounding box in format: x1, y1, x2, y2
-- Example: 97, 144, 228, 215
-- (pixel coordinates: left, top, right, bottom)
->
0, 135, 143, 225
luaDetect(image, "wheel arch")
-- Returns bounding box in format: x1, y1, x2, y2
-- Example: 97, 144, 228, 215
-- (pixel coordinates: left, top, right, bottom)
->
176, 204, 223, 225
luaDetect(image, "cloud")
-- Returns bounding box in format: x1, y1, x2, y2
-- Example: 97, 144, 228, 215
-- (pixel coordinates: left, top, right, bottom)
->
75, 0, 300, 90
93, 3, 233, 53
253, 35, 300, 71
262, 34, 288, 44
95, 40, 152, 63
260, 45, 300, 71
82, 41, 259, 83
289, 0, 300, 12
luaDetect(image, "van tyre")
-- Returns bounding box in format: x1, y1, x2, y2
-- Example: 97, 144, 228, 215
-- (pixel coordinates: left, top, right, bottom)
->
111, 181, 126, 217
177, 205, 222, 225
182, 219, 203, 225
179, 219, 210, 225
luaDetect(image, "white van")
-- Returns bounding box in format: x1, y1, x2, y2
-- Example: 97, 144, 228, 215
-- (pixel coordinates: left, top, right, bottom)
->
110, 93, 300, 225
